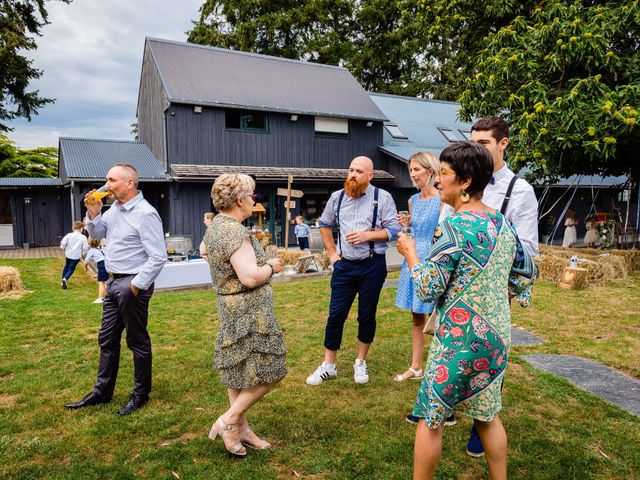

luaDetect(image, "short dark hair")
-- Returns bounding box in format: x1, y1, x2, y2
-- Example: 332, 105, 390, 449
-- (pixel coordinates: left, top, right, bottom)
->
471, 116, 510, 143
440, 141, 494, 198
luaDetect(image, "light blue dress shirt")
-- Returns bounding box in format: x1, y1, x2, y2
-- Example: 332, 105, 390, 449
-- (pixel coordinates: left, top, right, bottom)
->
319, 183, 400, 260
86, 192, 167, 290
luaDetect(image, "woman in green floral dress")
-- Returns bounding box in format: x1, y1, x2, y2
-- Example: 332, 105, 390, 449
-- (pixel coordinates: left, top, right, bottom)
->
397, 142, 536, 480
204, 173, 287, 457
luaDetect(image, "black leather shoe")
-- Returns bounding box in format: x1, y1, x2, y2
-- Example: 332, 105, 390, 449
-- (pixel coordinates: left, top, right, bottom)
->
115, 395, 149, 416
64, 392, 111, 410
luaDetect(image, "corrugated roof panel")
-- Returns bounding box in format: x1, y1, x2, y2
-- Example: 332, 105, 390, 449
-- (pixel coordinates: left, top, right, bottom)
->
170, 164, 394, 182
59, 138, 167, 180
370, 93, 472, 160
147, 38, 387, 121
0, 177, 65, 187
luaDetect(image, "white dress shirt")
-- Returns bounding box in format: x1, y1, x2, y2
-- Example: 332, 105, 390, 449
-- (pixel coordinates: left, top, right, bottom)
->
60, 231, 88, 260
86, 192, 167, 290
483, 164, 539, 257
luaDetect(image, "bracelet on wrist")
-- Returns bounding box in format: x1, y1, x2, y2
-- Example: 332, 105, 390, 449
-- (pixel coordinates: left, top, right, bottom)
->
266, 263, 275, 277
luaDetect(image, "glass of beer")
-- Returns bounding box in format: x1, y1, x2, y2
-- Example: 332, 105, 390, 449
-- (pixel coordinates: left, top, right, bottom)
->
89, 185, 110, 201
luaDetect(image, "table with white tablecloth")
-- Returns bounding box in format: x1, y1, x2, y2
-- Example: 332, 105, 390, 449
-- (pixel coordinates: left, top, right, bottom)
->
154, 259, 212, 290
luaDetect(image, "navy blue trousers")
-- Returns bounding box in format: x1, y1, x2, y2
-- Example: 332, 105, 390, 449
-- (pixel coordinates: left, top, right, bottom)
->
324, 254, 387, 350
62, 257, 80, 280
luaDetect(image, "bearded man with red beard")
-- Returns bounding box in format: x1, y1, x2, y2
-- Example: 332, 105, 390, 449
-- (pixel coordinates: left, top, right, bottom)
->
305, 156, 400, 386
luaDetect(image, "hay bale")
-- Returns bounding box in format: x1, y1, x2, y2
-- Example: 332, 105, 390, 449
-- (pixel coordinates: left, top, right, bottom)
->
314, 250, 331, 270
537, 245, 630, 287
277, 250, 306, 266
0, 266, 28, 300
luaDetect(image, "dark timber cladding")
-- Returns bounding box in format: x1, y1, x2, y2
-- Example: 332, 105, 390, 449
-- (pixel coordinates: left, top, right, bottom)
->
165, 106, 384, 168
137, 43, 169, 168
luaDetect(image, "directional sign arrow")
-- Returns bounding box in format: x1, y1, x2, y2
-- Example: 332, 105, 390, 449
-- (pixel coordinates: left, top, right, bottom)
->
277, 188, 304, 198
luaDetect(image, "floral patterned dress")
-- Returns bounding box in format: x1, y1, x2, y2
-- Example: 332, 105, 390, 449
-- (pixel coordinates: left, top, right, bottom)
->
204, 215, 287, 389
411, 211, 536, 428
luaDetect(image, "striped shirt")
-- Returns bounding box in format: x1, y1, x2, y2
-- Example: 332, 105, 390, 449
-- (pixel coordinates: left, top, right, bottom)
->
86, 192, 167, 290
319, 183, 400, 260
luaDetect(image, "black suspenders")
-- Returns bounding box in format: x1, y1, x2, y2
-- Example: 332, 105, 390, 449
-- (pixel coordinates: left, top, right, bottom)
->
336, 187, 379, 258
500, 176, 518, 215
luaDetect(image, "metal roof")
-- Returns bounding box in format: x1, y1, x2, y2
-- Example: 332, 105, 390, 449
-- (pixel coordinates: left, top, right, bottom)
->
146, 38, 387, 121
170, 164, 394, 183
370, 93, 472, 161
0, 177, 65, 188
59, 137, 167, 180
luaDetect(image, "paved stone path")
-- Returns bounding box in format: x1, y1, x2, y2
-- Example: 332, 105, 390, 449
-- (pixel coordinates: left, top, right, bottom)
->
523, 354, 640, 416
512, 327, 545, 346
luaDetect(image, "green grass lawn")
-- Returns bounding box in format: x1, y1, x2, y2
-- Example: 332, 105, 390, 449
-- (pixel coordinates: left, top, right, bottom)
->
1, 259, 639, 479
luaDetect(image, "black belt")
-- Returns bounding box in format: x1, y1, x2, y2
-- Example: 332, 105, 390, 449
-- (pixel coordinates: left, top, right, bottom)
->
109, 273, 135, 279
341, 253, 383, 264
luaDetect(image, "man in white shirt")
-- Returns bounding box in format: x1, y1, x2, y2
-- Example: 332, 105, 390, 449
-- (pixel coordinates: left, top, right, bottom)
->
64, 163, 166, 416
59, 220, 88, 289
459, 116, 539, 457
471, 116, 539, 257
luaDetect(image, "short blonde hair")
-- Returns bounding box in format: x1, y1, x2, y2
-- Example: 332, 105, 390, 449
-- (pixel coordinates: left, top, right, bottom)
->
211, 173, 255, 211
204, 212, 215, 221
408, 152, 440, 187
72, 221, 84, 230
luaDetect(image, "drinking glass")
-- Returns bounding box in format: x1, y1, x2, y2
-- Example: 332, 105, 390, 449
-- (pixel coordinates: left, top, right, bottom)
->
89, 184, 110, 201
401, 226, 414, 240
398, 210, 410, 227
266, 245, 278, 260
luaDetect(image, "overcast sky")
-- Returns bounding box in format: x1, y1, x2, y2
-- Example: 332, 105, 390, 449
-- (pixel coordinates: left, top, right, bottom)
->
8, 0, 203, 149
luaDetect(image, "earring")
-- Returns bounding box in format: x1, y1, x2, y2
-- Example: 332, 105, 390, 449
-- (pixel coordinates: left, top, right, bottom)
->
460, 191, 470, 203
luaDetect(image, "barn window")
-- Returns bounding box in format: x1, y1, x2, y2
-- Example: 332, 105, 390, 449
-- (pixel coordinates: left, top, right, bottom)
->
225, 110, 267, 132
315, 116, 349, 138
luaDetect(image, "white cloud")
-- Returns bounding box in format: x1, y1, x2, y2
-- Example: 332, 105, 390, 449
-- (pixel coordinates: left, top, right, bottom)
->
8, 0, 202, 149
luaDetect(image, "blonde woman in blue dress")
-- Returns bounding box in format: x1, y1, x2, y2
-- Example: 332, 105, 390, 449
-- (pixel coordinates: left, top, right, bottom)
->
394, 152, 453, 382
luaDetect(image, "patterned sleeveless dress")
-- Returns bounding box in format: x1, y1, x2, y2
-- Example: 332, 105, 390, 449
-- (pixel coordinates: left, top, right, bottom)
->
410, 211, 536, 428
395, 193, 442, 314
204, 215, 287, 389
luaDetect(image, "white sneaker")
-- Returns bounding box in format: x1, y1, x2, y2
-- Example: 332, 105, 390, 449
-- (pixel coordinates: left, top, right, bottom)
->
305, 362, 337, 385
353, 359, 369, 384
92, 298, 104, 304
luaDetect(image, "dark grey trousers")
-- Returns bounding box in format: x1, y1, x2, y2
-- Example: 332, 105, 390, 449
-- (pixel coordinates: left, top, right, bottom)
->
92, 275, 154, 399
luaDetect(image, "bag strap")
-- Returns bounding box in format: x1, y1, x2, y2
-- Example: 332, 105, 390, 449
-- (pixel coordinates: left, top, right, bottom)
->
369, 187, 379, 257
500, 176, 519, 215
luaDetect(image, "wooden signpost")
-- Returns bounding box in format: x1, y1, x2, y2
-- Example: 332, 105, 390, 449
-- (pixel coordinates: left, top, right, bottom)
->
277, 175, 304, 251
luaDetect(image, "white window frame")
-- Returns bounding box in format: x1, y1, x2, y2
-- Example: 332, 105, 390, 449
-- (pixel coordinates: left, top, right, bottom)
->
315, 116, 349, 136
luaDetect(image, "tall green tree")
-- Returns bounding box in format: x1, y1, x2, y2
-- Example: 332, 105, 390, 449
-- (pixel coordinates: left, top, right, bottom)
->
0, 134, 57, 177
0, 0, 72, 133
458, 1, 640, 180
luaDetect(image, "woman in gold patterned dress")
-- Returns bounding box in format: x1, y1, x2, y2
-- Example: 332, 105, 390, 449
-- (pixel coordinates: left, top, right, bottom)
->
204, 173, 287, 457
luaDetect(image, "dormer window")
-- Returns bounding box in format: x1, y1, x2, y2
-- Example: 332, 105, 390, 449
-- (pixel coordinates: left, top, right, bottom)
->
226, 110, 267, 132
384, 123, 408, 139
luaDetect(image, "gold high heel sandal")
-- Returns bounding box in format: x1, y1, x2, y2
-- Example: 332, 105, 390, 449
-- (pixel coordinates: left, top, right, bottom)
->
209, 417, 247, 457
239, 426, 271, 450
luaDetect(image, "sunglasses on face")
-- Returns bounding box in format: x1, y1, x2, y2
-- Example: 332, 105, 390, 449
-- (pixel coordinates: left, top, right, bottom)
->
440, 168, 456, 176
246, 193, 258, 201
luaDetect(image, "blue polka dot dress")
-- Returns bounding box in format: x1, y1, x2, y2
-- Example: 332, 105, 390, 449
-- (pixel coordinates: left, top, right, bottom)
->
395, 193, 442, 314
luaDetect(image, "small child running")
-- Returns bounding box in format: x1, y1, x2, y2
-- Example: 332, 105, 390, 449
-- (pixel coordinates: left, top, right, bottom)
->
59, 221, 88, 289
84, 238, 108, 303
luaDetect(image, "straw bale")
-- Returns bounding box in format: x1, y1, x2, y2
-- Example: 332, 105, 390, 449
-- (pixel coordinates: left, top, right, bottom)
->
314, 250, 331, 269
277, 250, 305, 266
537, 247, 629, 287
0, 266, 29, 300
